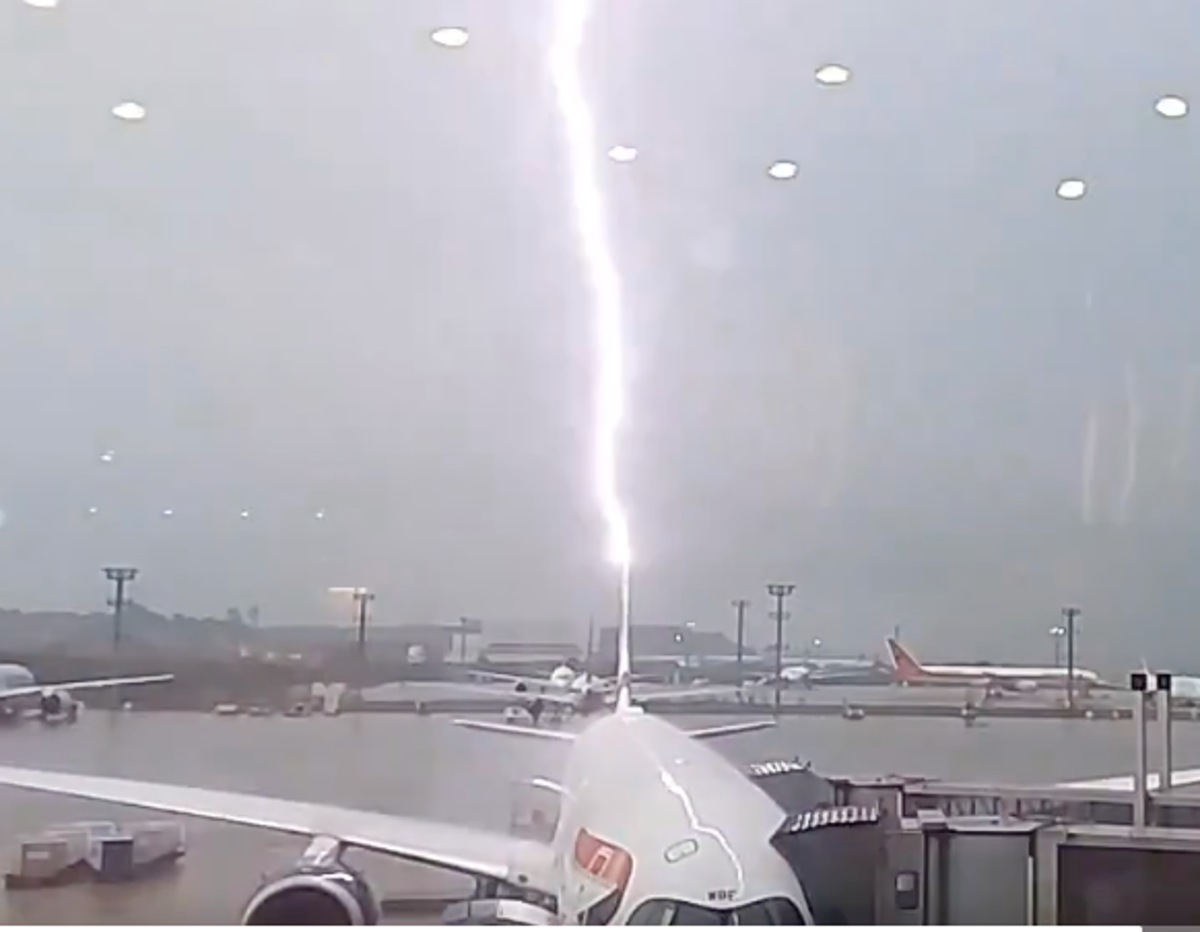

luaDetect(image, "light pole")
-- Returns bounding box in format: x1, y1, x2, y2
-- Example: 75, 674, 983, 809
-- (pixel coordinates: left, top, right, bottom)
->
1049, 625, 1066, 667
1062, 606, 1081, 709
456, 617, 482, 664
353, 589, 375, 658
328, 587, 374, 658
731, 599, 750, 679
767, 583, 796, 713
103, 566, 138, 651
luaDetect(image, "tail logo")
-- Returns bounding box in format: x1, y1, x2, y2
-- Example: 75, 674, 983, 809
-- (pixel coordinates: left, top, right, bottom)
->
886, 638, 923, 682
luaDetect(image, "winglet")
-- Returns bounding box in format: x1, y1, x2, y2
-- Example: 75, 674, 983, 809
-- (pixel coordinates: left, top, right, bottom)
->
885, 637, 924, 680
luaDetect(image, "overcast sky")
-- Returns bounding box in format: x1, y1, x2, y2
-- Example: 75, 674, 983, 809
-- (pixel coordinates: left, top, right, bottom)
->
1, 0, 1199, 666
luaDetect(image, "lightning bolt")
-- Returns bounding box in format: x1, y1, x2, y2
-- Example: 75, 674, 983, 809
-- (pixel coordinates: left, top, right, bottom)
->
549, 2, 632, 637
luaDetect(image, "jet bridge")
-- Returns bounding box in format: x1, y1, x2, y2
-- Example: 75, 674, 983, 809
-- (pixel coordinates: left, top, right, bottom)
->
867, 807, 1200, 925
750, 767, 1200, 925
859, 671, 1200, 925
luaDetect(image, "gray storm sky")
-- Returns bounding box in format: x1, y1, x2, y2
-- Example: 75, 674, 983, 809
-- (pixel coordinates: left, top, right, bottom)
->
2, 0, 1200, 666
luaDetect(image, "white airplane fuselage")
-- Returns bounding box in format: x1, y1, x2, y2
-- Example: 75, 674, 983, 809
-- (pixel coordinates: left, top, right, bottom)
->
886, 638, 1101, 694
546, 706, 810, 923
547, 665, 585, 690
472, 667, 615, 720
0, 664, 36, 692
0, 664, 50, 718
0, 664, 172, 724
0, 662, 37, 719
900, 663, 1100, 693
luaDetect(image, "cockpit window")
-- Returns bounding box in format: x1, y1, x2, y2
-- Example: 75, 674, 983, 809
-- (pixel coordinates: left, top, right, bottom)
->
626, 897, 805, 925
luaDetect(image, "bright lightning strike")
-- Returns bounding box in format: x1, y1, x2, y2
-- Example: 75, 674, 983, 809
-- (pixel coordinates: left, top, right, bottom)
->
548, 1, 632, 624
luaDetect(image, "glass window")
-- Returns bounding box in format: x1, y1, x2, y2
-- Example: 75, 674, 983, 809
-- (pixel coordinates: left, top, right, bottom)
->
734, 898, 804, 925
626, 897, 806, 925
583, 888, 623, 925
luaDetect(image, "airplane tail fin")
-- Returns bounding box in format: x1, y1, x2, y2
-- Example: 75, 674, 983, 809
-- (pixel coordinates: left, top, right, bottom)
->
885, 637, 924, 680
614, 564, 634, 713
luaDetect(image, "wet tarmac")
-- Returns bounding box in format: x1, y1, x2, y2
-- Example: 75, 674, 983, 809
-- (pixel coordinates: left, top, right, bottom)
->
0, 699, 1190, 924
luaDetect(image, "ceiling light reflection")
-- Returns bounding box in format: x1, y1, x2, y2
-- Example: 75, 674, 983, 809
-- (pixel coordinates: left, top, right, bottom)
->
815, 64, 851, 86
767, 160, 799, 181
1056, 178, 1088, 200
1155, 95, 1189, 119
430, 27, 469, 49
111, 101, 147, 122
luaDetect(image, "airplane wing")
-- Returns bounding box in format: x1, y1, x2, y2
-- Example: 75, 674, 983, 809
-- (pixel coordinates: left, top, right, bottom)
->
452, 720, 577, 742
514, 691, 581, 708
0, 674, 173, 702
468, 670, 562, 690
1056, 768, 1200, 792
685, 721, 775, 740
0, 764, 556, 895
408, 681, 578, 705
636, 684, 743, 703
408, 676, 549, 700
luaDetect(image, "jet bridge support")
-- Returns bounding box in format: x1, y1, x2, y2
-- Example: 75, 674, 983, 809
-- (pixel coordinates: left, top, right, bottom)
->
879, 811, 1039, 925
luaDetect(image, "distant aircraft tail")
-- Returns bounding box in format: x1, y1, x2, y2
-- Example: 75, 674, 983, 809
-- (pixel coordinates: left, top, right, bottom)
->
885, 637, 925, 680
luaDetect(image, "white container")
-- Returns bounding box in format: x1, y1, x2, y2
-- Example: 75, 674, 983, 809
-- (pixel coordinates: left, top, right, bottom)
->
127, 821, 186, 864
11, 838, 76, 880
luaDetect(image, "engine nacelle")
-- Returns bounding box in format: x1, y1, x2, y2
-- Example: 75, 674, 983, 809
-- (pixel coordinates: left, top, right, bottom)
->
40, 690, 78, 721
241, 863, 380, 925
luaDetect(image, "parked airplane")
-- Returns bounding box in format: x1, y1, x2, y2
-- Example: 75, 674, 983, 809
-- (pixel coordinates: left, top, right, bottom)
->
1136, 660, 1200, 706
770, 657, 892, 689
0, 610, 846, 924
0, 663, 173, 724
466, 662, 589, 692
1166, 674, 1200, 705
886, 638, 1102, 695
442, 663, 741, 723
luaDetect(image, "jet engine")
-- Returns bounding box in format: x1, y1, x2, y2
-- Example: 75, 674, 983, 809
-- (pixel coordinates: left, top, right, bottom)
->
241, 837, 379, 925
39, 690, 78, 722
